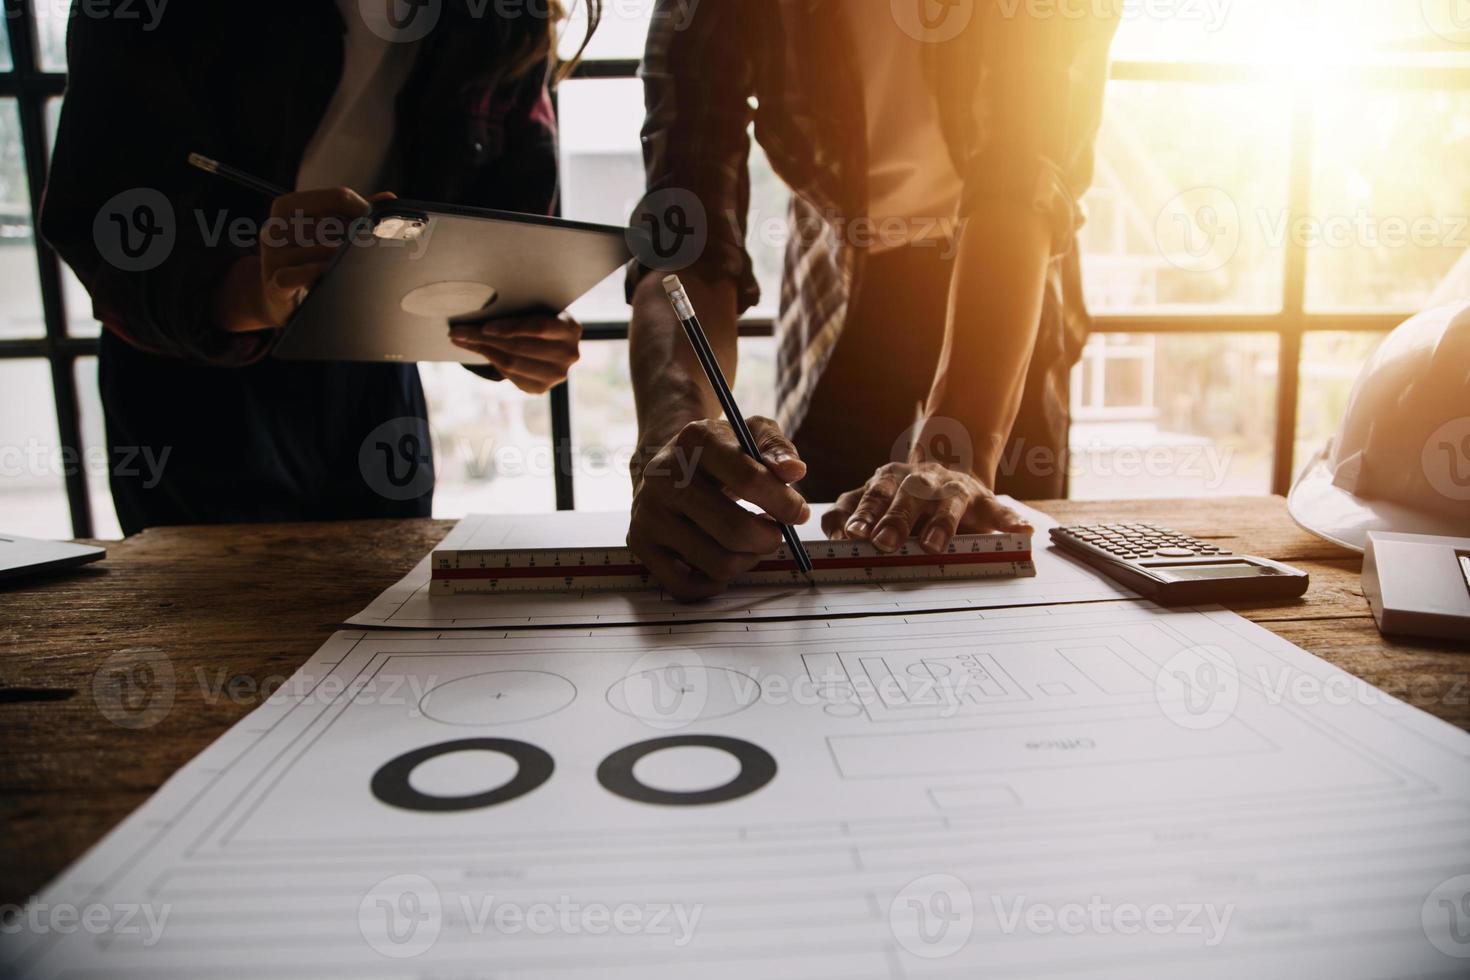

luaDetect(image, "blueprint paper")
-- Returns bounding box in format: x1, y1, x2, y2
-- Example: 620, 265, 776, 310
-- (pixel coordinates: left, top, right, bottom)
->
348, 500, 1135, 629
6, 602, 1469, 977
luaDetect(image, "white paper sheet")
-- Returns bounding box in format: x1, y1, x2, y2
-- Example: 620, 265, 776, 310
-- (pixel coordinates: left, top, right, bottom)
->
8, 602, 1468, 978
348, 500, 1135, 629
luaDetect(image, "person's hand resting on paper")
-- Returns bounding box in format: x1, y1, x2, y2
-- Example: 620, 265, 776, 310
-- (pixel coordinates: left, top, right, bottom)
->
822, 446, 1033, 555
213, 188, 396, 333
629, 417, 811, 602
449, 312, 584, 394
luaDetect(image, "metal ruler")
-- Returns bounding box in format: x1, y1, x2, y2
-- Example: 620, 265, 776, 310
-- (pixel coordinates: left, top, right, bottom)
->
430, 533, 1035, 594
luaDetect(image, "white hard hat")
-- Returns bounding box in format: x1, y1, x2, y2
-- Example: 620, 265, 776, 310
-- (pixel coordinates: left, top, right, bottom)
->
1288, 301, 1470, 552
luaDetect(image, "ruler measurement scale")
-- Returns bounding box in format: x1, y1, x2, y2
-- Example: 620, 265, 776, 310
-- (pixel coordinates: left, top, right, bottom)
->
430, 534, 1035, 594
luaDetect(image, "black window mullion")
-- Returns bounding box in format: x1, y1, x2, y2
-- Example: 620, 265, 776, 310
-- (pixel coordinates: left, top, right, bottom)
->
547, 82, 576, 511
4, 0, 93, 537
550, 383, 575, 511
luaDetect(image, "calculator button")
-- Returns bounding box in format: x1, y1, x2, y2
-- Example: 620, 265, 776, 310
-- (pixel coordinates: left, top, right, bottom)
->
1153, 547, 1197, 558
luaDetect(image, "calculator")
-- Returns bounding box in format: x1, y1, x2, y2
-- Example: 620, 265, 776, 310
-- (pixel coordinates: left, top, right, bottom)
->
1049, 523, 1309, 604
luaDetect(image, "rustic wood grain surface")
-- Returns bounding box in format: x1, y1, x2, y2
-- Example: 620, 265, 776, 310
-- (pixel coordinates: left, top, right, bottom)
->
1, 497, 1466, 905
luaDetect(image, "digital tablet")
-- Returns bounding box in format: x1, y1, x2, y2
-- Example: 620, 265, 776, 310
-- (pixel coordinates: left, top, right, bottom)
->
274, 202, 635, 364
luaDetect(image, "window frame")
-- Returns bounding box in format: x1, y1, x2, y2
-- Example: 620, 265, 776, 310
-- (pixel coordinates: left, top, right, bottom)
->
0, 0, 86, 535
4, 9, 1462, 536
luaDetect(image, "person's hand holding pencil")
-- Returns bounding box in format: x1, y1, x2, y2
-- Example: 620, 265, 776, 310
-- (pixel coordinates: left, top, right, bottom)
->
630, 415, 812, 601
191, 153, 397, 334
625, 275, 814, 602
212, 187, 394, 335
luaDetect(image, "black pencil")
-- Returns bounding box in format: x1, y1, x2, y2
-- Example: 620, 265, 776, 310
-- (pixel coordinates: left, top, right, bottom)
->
663, 275, 815, 580
187, 153, 288, 199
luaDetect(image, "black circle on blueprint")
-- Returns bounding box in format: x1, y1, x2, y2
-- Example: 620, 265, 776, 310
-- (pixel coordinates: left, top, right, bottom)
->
596, 735, 777, 806
371, 738, 553, 812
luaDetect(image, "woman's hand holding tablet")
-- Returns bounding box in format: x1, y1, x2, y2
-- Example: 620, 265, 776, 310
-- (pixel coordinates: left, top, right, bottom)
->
449, 312, 584, 394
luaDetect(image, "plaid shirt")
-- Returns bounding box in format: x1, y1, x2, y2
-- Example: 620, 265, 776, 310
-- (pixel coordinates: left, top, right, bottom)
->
630, 0, 1119, 430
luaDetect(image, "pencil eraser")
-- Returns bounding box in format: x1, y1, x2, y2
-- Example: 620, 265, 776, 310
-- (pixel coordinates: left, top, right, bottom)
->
662, 275, 682, 295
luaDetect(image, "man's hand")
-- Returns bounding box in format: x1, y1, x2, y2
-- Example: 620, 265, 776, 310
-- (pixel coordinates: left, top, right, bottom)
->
629, 417, 811, 602
822, 462, 1033, 554
449, 313, 583, 394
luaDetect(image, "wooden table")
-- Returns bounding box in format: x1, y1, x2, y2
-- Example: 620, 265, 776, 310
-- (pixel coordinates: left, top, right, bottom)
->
2, 497, 1466, 906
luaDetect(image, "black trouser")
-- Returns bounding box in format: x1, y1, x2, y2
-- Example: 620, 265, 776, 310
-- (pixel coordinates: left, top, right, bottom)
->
100, 331, 434, 535
791, 243, 1076, 504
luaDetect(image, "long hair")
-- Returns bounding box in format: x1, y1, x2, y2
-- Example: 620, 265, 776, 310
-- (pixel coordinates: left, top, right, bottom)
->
501, 0, 603, 85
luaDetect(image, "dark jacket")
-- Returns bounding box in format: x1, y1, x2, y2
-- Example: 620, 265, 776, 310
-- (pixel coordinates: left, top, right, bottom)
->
42, 2, 559, 533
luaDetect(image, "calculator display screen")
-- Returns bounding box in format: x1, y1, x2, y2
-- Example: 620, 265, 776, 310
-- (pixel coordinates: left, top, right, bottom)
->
1152, 561, 1282, 583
